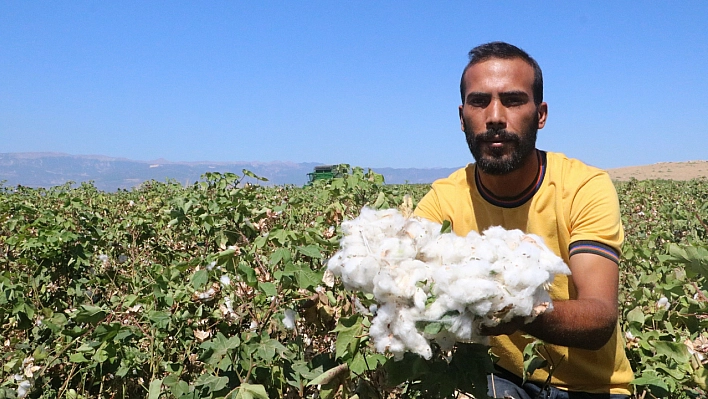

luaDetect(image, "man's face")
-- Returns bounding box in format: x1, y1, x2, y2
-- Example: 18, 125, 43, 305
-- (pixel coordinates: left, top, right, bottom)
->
459, 58, 547, 175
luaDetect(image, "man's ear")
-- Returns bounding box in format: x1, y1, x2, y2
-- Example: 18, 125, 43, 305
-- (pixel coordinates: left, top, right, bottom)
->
459, 105, 465, 131
537, 102, 548, 129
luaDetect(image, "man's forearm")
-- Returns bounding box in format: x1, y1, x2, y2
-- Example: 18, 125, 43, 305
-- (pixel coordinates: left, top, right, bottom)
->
521, 298, 618, 350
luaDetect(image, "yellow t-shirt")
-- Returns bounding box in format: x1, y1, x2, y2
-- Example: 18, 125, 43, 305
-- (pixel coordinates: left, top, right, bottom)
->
413, 150, 633, 394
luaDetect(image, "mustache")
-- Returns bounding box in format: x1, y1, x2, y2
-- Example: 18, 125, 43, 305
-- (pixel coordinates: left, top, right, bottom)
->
473, 128, 520, 143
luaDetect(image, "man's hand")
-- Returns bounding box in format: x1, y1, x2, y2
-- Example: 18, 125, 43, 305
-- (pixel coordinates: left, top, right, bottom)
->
480, 317, 525, 336
516, 252, 620, 350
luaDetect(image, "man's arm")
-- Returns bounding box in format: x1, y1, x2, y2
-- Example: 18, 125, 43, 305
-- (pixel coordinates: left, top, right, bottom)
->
482, 252, 620, 350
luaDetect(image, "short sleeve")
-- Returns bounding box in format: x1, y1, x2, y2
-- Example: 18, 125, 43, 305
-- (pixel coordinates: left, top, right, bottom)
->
413, 188, 444, 224
568, 172, 624, 263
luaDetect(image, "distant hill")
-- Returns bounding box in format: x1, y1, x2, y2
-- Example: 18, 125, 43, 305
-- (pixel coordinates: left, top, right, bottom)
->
0, 153, 459, 191
606, 160, 708, 181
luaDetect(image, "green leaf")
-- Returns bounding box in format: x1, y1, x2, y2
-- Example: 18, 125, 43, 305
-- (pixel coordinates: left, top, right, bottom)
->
238, 263, 258, 286
171, 381, 191, 397
349, 351, 385, 375
423, 322, 442, 335
295, 265, 321, 289
195, 374, 229, 393
255, 338, 286, 361
269, 248, 291, 266
521, 338, 550, 383
148, 310, 172, 329
74, 304, 107, 325
191, 269, 209, 290
440, 220, 452, 234
307, 364, 348, 387
242, 169, 268, 182
92, 346, 111, 363
632, 370, 670, 396
234, 383, 269, 399
333, 314, 363, 360
372, 192, 386, 209
626, 306, 645, 326
202, 332, 241, 366
296, 245, 322, 259
258, 282, 277, 297
653, 341, 690, 363
69, 353, 90, 363
148, 378, 163, 399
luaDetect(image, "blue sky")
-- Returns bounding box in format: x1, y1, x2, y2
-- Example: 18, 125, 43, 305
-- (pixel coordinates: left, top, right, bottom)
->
1, 2, 706, 169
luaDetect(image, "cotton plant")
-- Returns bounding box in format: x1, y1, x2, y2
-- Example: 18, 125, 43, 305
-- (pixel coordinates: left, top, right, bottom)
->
327, 207, 571, 360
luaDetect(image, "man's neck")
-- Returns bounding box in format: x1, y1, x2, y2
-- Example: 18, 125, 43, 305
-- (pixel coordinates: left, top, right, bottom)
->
476, 150, 540, 198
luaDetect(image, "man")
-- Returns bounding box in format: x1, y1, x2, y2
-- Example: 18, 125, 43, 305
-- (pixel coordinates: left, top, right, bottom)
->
413, 42, 633, 398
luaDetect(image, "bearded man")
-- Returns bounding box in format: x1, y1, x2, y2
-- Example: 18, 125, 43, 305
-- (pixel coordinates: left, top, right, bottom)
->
414, 42, 633, 398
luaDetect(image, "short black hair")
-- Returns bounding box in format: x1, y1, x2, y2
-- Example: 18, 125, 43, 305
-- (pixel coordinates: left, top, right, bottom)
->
460, 41, 543, 106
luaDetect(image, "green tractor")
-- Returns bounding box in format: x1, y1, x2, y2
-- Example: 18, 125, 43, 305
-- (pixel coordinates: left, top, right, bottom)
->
306, 164, 346, 185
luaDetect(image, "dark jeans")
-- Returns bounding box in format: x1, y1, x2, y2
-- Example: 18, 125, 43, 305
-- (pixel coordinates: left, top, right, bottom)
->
487, 369, 630, 399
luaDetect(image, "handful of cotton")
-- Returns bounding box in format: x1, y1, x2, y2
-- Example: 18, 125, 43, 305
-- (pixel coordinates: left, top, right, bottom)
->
326, 207, 571, 360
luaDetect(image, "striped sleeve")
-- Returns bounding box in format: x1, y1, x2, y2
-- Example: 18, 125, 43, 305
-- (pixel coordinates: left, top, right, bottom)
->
569, 240, 620, 264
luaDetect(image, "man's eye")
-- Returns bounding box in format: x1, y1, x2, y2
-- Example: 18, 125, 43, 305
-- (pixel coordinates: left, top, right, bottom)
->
502, 97, 526, 106
468, 98, 489, 107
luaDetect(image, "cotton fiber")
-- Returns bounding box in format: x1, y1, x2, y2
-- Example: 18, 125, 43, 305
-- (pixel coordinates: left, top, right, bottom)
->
326, 207, 571, 360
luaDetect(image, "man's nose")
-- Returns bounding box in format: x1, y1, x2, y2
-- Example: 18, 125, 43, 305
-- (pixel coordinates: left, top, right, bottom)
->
486, 98, 506, 130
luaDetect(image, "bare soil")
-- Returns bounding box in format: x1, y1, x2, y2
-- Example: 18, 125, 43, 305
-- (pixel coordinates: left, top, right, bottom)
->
606, 160, 708, 181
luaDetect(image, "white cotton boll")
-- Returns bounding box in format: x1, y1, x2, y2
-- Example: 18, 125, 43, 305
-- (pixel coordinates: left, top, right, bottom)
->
420, 234, 466, 264
17, 379, 31, 398
372, 271, 397, 300
326, 252, 345, 274
409, 337, 433, 359
465, 229, 483, 240
413, 288, 428, 311
446, 278, 499, 305
353, 297, 369, 314
220, 275, 231, 287
481, 225, 508, 239
328, 207, 570, 359
466, 298, 494, 317
502, 262, 549, 291
223, 297, 234, 312
372, 260, 429, 301
540, 251, 571, 276
340, 256, 379, 292
472, 241, 497, 263
197, 288, 216, 300
424, 296, 457, 320
392, 311, 432, 359
514, 242, 542, 264
379, 237, 416, 260
401, 218, 439, 248
657, 296, 670, 310
488, 237, 516, 262
387, 339, 408, 360
449, 312, 482, 342
340, 241, 370, 257
370, 304, 399, 347
372, 332, 393, 354
283, 309, 297, 329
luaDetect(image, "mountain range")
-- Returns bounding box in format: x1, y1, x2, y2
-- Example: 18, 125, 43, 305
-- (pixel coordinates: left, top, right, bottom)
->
0, 153, 460, 191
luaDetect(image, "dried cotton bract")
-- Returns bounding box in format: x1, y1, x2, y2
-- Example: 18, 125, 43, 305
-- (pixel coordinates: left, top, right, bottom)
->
327, 207, 571, 360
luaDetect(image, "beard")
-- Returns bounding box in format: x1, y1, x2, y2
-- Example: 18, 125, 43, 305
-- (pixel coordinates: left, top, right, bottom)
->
464, 115, 538, 175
